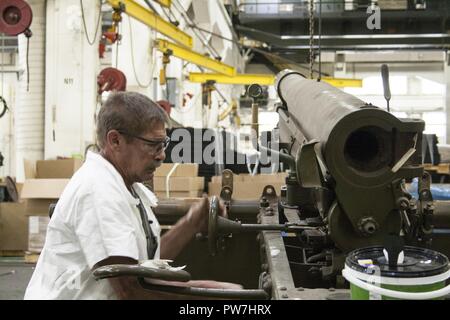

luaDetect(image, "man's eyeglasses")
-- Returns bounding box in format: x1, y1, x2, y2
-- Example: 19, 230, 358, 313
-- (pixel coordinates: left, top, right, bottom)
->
118, 131, 171, 153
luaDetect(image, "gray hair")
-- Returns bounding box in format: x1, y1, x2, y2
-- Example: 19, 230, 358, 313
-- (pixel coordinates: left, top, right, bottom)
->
96, 91, 168, 149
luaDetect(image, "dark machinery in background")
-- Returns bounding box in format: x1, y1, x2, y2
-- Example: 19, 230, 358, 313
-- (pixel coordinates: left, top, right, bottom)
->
191, 69, 450, 299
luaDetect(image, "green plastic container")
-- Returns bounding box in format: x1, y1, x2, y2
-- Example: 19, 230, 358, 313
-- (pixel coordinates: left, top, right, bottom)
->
344, 246, 450, 300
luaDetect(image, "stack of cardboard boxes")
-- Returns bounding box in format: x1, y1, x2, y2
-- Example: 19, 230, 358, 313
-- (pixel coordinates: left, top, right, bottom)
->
153, 163, 205, 199
208, 172, 287, 200
20, 159, 82, 254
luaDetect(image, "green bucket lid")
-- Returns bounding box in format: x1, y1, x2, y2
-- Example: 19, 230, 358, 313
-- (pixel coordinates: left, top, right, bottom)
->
346, 246, 450, 278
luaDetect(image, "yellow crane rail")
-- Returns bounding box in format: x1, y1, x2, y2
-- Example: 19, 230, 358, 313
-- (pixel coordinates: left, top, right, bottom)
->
156, 40, 236, 76
322, 77, 362, 88
189, 73, 362, 88
189, 73, 274, 85
107, 0, 192, 48
154, 0, 171, 8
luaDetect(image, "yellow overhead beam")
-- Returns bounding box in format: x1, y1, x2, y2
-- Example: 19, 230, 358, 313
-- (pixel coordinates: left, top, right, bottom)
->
107, 0, 192, 48
156, 40, 236, 76
189, 73, 275, 85
189, 73, 362, 88
154, 0, 171, 8
322, 77, 362, 88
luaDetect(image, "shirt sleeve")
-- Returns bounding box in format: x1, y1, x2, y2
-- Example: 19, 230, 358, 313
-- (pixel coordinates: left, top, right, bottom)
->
73, 192, 140, 269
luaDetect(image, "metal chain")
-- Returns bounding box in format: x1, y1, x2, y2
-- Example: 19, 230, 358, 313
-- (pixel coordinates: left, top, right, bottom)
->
309, 0, 315, 79
80, 0, 102, 46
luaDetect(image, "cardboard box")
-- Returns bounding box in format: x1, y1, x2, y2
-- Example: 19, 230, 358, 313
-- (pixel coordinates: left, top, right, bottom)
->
21, 179, 69, 216
24, 159, 36, 180
28, 216, 50, 253
154, 163, 199, 177
16, 182, 23, 199
153, 177, 204, 192
209, 173, 287, 200
25, 199, 57, 217
0, 202, 28, 251
36, 159, 83, 179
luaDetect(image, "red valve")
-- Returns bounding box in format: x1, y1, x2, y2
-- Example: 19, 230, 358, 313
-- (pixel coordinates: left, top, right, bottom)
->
98, 42, 106, 59
97, 67, 127, 95
0, 0, 33, 36
102, 31, 120, 44
99, 32, 120, 58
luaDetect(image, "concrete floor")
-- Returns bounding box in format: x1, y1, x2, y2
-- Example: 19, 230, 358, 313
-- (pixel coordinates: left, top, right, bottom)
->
0, 258, 35, 300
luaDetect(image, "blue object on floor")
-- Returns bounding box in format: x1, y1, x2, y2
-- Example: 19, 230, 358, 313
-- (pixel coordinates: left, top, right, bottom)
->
406, 178, 450, 200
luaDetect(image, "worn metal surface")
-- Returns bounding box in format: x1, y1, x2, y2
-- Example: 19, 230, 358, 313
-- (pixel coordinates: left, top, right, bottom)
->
139, 278, 269, 300
258, 186, 294, 299
93, 264, 191, 282
155, 199, 259, 219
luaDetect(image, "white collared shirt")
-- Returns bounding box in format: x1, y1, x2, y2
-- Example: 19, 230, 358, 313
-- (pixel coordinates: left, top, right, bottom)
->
24, 151, 161, 300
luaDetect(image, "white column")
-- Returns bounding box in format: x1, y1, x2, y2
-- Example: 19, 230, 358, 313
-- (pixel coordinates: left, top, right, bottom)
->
44, 0, 100, 160
15, 0, 46, 182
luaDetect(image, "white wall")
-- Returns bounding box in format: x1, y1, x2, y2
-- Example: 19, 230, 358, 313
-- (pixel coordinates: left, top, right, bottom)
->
14, 0, 46, 181
44, 0, 100, 160
0, 67, 17, 178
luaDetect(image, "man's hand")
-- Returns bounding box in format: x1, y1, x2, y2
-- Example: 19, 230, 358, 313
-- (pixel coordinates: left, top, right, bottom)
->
185, 195, 227, 234
160, 195, 227, 260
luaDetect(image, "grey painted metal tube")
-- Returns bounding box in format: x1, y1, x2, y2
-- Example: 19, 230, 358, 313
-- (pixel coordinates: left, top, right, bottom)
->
154, 199, 260, 216
275, 69, 367, 149
275, 69, 424, 179
259, 145, 295, 169
138, 278, 269, 300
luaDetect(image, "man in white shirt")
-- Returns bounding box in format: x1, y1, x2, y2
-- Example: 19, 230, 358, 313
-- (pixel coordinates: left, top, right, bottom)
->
24, 92, 240, 299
